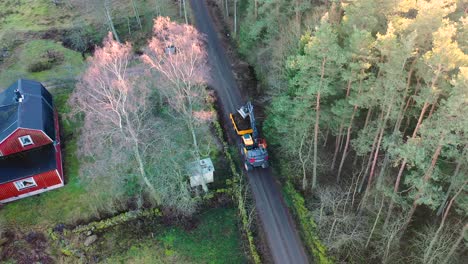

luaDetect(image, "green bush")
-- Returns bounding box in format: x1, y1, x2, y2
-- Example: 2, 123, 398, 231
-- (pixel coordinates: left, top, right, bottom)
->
27, 49, 64, 72
27, 59, 52, 72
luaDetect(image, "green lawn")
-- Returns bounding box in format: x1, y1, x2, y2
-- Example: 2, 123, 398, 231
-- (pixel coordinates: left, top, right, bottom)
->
105, 208, 246, 264
0, 0, 73, 32
0, 0, 179, 39
104, 242, 193, 264
0, 40, 84, 88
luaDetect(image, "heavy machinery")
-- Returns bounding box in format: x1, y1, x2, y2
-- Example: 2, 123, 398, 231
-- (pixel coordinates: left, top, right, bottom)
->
230, 102, 269, 171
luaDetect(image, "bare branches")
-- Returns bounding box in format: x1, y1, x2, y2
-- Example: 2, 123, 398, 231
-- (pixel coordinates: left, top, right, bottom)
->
70, 33, 160, 206
69, 16, 214, 214
142, 17, 209, 111
142, 17, 210, 161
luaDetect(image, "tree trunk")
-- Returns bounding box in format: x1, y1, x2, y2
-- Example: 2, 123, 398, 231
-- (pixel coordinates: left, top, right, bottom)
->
312, 91, 320, 189
295, 0, 301, 32
427, 102, 437, 119
233, 0, 237, 36
123, 109, 159, 202
312, 57, 327, 189
299, 132, 310, 190
155, 0, 161, 15
331, 130, 343, 170
333, 80, 353, 171
363, 107, 372, 131
339, 127, 346, 152
133, 142, 160, 203
104, 0, 121, 43
183, 0, 188, 24
275, 0, 280, 24
328, 218, 337, 242
343, 174, 356, 214
376, 154, 389, 189
365, 103, 393, 196
225, 0, 229, 17
131, 0, 142, 30
409, 66, 441, 136
358, 112, 383, 193
442, 224, 468, 264
186, 96, 206, 189
425, 180, 467, 263
385, 100, 431, 227
186, 95, 201, 160
394, 58, 417, 131
366, 194, 385, 248
127, 17, 131, 35
337, 105, 357, 182
437, 160, 462, 216
254, 0, 258, 19
345, 79, 352, 97
179, 0, 182, 18
402, 138, 444, 233
322, 128, 329, 147
377, 59, 417, 189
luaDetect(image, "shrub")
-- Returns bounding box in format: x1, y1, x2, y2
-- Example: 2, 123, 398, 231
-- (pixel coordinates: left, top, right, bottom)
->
27, 49, 64, 72
27, 59, 53, 72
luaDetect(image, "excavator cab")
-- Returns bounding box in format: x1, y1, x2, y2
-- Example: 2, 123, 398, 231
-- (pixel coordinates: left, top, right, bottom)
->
242, 134, 254, 147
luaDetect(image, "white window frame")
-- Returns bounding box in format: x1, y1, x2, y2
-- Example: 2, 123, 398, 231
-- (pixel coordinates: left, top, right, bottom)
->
18, 135, 34, 147
14, 177, 38, 191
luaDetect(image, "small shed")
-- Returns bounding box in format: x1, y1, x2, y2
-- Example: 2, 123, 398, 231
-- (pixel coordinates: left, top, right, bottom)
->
187, 158, 214, 192
0, 79, 63, 203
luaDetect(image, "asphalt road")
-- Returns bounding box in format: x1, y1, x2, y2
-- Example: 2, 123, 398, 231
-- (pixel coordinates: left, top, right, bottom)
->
189, 1, 309, 263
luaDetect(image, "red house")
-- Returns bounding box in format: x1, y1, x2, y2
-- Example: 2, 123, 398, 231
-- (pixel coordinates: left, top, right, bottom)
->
0, 79, 63, 203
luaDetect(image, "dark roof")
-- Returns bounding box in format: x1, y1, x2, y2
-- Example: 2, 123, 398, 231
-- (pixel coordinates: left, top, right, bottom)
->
0, 144, 58, 184
0, 79, 55, 143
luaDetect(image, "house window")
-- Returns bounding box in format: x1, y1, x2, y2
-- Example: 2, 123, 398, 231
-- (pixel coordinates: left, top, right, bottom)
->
14, 178, 38, 191
19, 135, 34, 147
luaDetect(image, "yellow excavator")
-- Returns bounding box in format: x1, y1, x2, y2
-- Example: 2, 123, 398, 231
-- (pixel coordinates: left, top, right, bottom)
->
230, 102, 269, 171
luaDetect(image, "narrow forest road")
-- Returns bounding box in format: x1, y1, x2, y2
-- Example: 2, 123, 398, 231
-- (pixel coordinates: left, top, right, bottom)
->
189, 1, 309, 263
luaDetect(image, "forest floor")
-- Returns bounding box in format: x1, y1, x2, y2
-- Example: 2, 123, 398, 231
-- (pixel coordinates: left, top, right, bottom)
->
0, 1, 248, 263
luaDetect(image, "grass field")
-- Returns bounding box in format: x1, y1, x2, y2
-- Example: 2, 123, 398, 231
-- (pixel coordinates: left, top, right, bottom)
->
0, 0, 73, 32
103, 208, 246, 263
0, 40, 84, 88
156, 208, 246, 263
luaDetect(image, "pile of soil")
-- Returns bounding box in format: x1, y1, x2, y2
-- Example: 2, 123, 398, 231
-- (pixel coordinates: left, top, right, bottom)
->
232, 112, 251, 131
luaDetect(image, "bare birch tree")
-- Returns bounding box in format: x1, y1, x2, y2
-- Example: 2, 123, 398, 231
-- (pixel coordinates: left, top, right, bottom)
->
142, 17, 209, 163
70, 33, 159, 204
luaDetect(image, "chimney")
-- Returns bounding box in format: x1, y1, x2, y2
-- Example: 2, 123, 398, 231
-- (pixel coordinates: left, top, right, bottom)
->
14, 89, 24, 103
